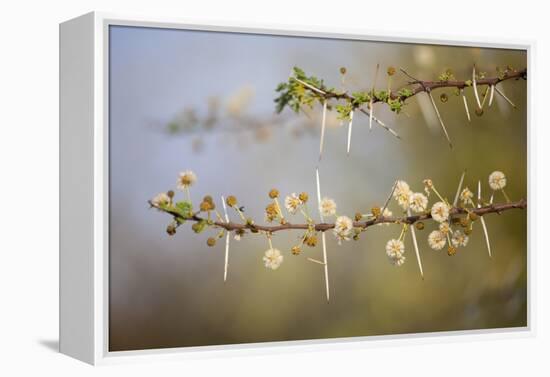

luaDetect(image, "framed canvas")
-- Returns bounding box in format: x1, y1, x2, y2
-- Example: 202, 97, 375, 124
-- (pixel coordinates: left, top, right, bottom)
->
59, 12, 533, 365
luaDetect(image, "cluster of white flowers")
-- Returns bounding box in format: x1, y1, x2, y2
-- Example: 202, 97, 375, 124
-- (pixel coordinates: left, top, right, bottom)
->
319, 197, 337, 217
451, 230, 469, 247
393, 180, 412, 210
392, 180, 428, 213
176, 170, 197, 190
428, 230, 446, 250
430, 201, 450, 223
409, 192, 428, 213
385, 239, 406, 266
333, 215, 353, 244
284, 193, 302, 214
263, 248, 284, 270
460, 187, 474, 206
489, 171, 506, 191
151, 192, 170, 207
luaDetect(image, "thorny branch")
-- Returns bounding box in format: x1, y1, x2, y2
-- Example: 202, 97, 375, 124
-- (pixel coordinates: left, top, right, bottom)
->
149, 198, 526, 233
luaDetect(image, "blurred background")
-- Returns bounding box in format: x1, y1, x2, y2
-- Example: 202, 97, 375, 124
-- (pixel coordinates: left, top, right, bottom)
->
108, 25, 527, 351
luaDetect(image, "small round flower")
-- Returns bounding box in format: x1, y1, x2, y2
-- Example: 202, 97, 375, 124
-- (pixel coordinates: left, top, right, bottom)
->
285, 193, 302, 214
226, 195, 237, 207
489, 171, 507, 190
166, 224, 176, 236
371, 206, 381, 217
291, 246, 301, 255
319, 197, 337, 217
439, 221, 450, 235
468, 212, 479, 221
265, 203, 278, 222
177, 170, 197, 190
423, 179, 433, 196
447, 245, 457, 256
268, 189, 279, 199
305, 235, 317, 247
299, 192, 309, 203
394, 180, 412, 210
333, 216, 353, 243
385, 239, 406, 266
387, 66, 396, 76
409, 192, 428, 213
152, 192, 170, 207
451, 230, 469, 248
431, 201, 450, 223
263, 248, 283, 270
428, 230, 446, 250
206, 237, 216, 247
415, 221, 425, 230
460, 187, 474, 205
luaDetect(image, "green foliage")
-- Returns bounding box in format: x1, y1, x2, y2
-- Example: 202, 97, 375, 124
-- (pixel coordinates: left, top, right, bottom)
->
387, 98, 404, 113
351, 91, 371, 107
192, 220, 208, 234
438, 69, 455, 81
174, 201, 193, 219
374, 90, 389, 102
335, 103, 353, 120
397, 88, 413, 98
274, 66, 327, 114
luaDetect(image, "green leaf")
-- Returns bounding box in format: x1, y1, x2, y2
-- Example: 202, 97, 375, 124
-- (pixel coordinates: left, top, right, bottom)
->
174, 201, 193, 219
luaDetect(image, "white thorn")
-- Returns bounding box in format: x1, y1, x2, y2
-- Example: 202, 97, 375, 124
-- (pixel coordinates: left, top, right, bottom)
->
489, 84, 495, 107
290, 76, 326, 95
453, 170, 466, 207
427, 91, 453, 149
494, 85, 517, 108
221, 196, 230, 281
369, 99, 374, 130
319, 100, 327, 161
315, 169, 329, 301
461, 89, 471, 122
408, 209, 424, 279
473, 65, 482, 108
346, 110, 354, 155
477, 181, 492, 258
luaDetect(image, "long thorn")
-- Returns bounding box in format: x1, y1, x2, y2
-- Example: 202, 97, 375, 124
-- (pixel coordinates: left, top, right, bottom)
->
473, 65, 482, 108
461, 89, 471, 122
319, 100, 327, 162
221, 196, 231, 281
358, 108, 400, 139
478, 181, 492, 258
494, 85, 517, 108
315, 168, 330, 301
453, 170, 466, 207
346, 110, 354, 155
427, 91, 453, 149
290, 76, 326, 95
381, 180, 398, 216
369, 64, 380, 131
408, 209, 424, 279
489, 84, 495, 107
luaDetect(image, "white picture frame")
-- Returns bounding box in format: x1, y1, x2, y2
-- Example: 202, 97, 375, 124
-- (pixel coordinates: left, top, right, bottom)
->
59, 11, 534, 365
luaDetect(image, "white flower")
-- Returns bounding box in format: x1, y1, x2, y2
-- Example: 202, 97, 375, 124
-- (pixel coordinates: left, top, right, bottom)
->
423, 179, 433, 196
385, 239, 406, 266
319, 197, 337, 217
460, 187, 474, 205
284, 193, 301, 214
151, 192, 170, 207
393, 180, 412, 210
431, 201, 450, 223
263, 248, 283, 270
439, 221, 451, 235
489, 171, 507, 190
333, 215, 353, 243
451, 230, 469, 247
234, 234, 241, 241
409, 192, 428, 212
177, 170, 197, 190
428, 230, 446, 250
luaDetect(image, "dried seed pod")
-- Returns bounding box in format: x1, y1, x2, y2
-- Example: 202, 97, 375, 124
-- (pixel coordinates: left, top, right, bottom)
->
415, 222, 425, 230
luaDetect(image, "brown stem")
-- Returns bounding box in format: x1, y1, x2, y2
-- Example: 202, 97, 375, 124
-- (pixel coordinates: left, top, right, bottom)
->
315, 68, 526, 105
150, 199, 526, 233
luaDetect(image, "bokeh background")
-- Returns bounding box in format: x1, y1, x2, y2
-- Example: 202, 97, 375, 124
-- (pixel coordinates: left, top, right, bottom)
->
108, 25, 527, 351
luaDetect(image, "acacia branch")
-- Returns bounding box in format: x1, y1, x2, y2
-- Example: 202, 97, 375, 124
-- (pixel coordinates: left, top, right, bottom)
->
150, 199, 526, 233
310, 68, 526, 105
